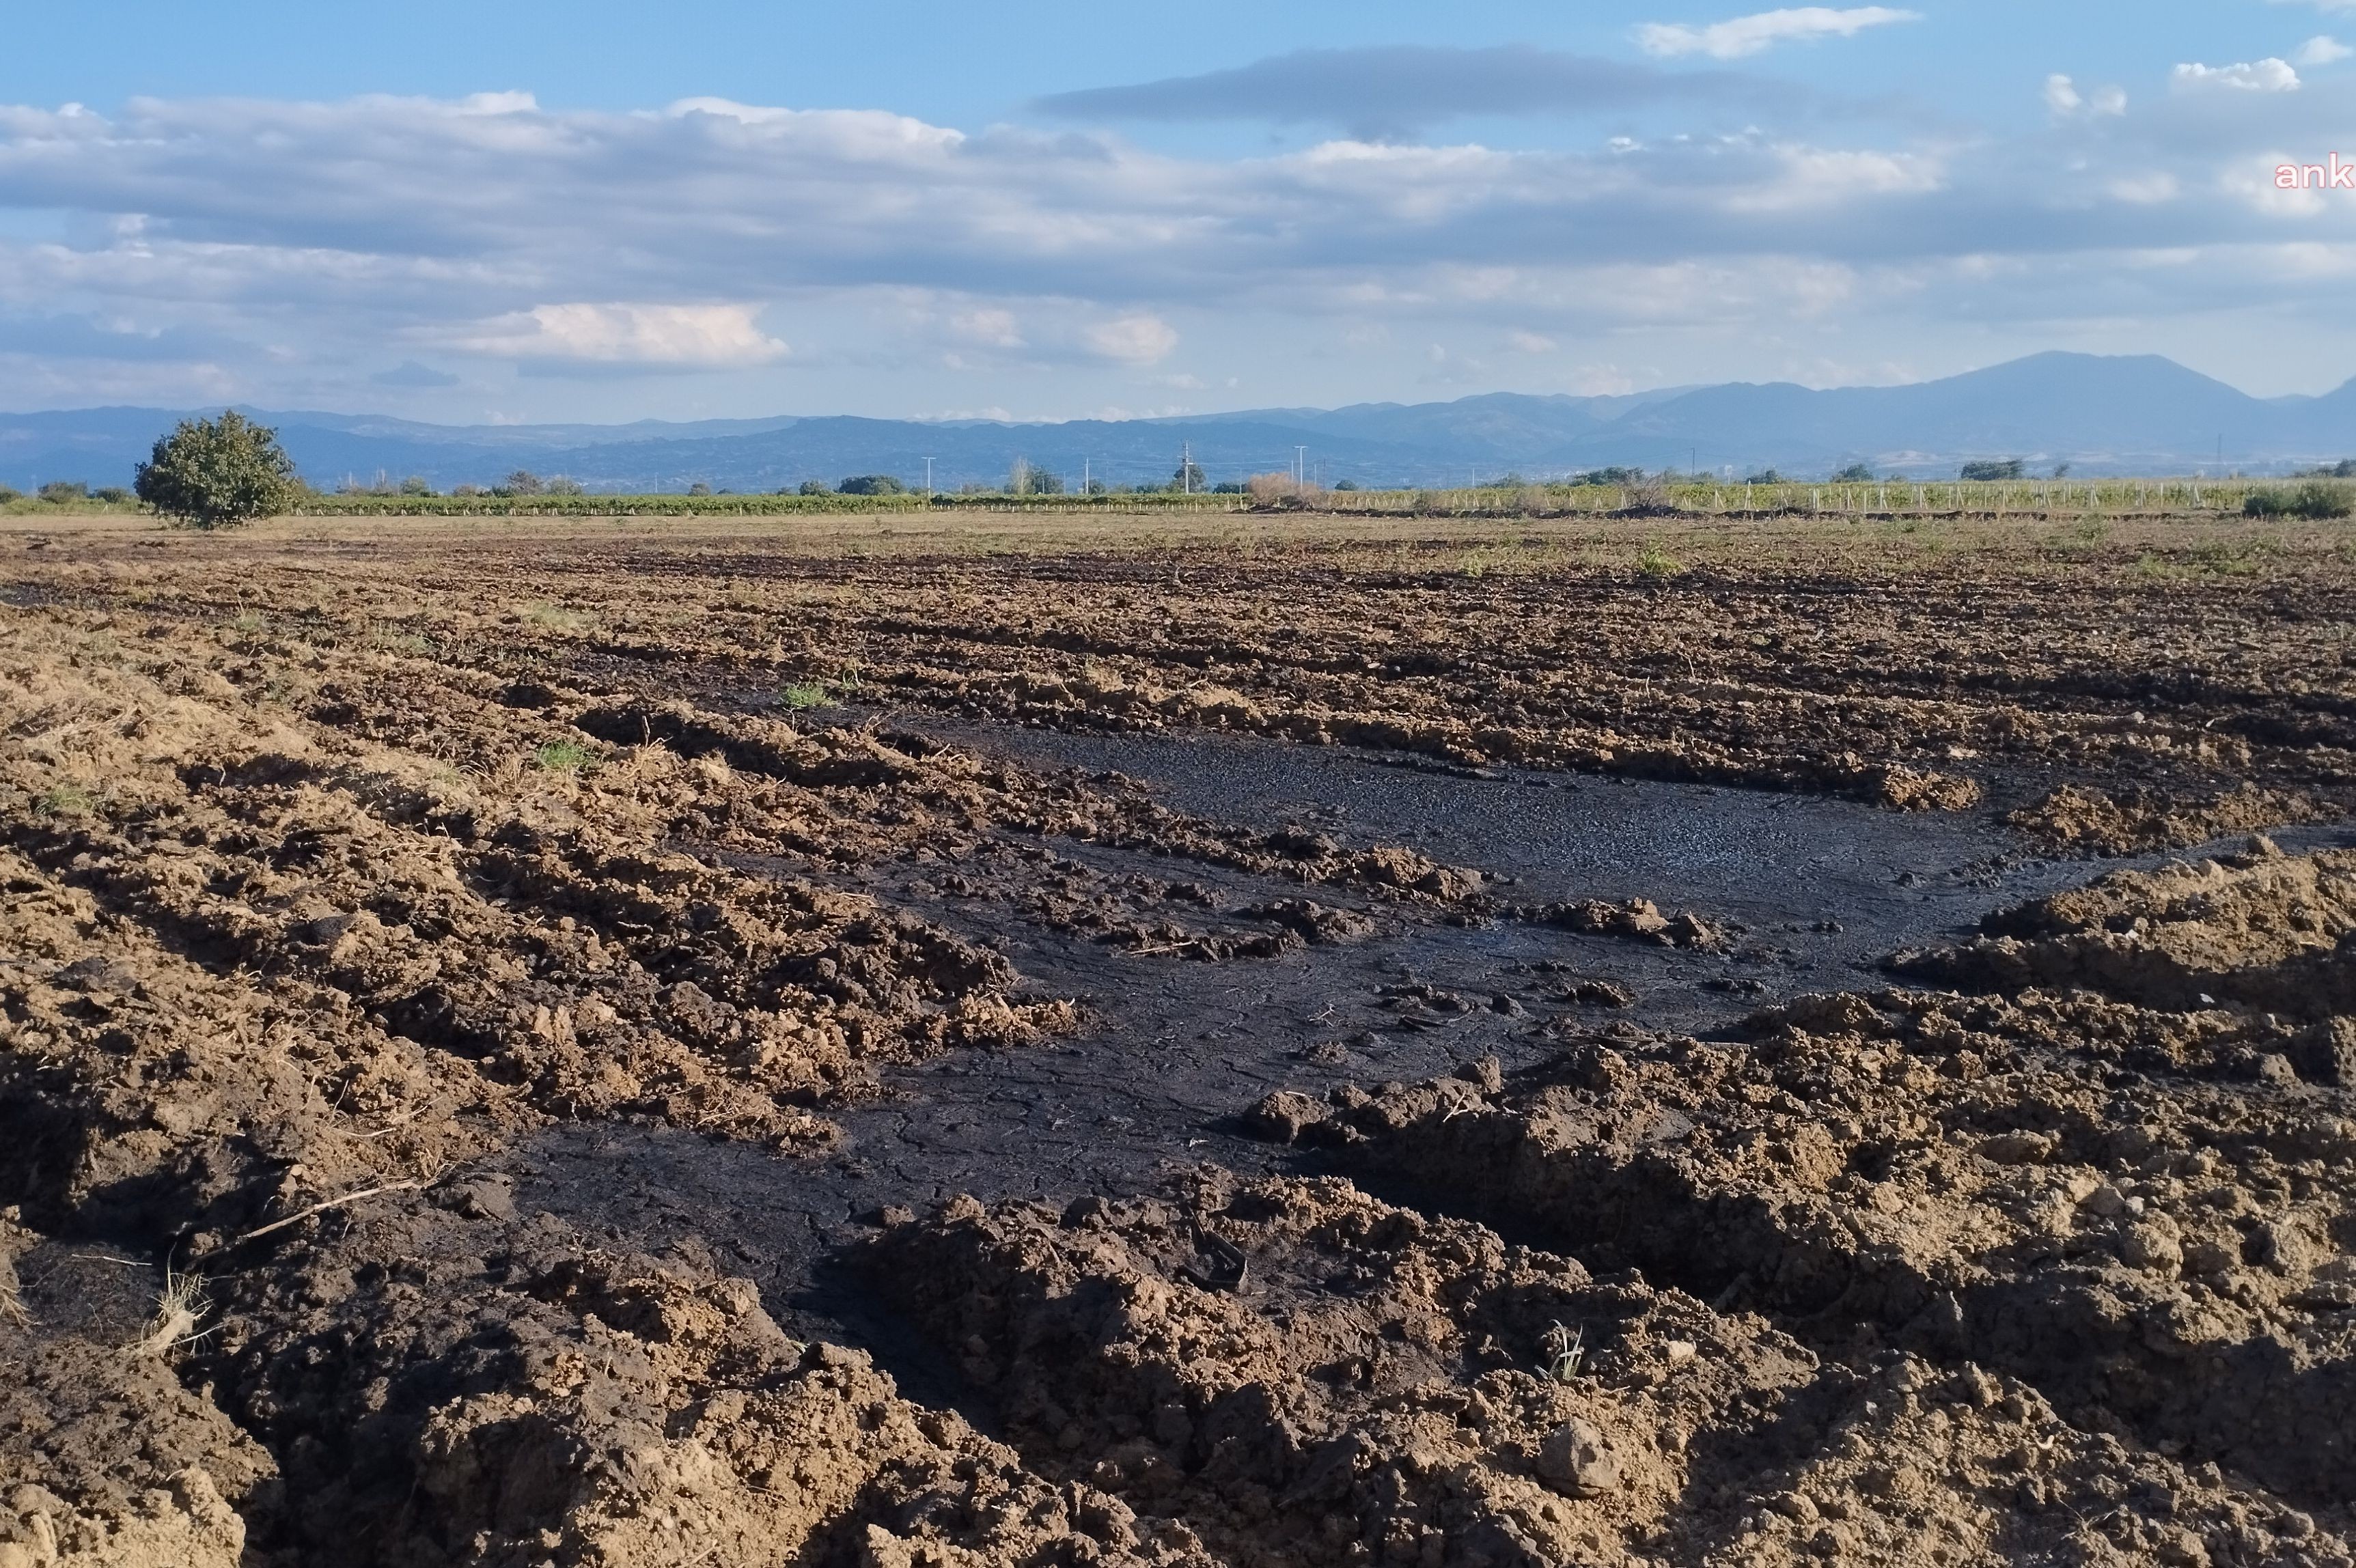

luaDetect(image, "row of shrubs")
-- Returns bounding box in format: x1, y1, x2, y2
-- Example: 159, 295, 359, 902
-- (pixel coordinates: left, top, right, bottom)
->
0, 481, 133, 506
2243, 481, 2356, 520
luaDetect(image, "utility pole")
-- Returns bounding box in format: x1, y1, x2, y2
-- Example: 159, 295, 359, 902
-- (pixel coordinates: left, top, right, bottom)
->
923, 457, 934, 501
1083, 458, 1090, 495
1181, 441, 1193, 494
1295, 445, 1307, 488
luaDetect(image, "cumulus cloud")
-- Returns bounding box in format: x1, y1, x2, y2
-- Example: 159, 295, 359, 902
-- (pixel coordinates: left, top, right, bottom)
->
1635, 7, 1921, 60
1085, 313, 1179, 363
2045, 74, 2127, 117
2171, 59, 2301, 92
2297, 36, 2354, 64
950, 307, 1024, 348
0, 83, 2354, 406
451, 303, 788, 367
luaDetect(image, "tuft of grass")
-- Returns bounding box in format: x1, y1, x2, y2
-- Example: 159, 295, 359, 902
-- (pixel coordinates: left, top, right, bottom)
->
779, 681, 832, 710
1540, 1320, 1585, 1382
35, 781, 95, 817
2191, 540, 2271, 578
368, 624, 433, 655
229, 608, 269, 634
531, 740, 594, 774
522, 602, 595, 634
1635, 546, 1683, 579
124, 1263, 208, 1357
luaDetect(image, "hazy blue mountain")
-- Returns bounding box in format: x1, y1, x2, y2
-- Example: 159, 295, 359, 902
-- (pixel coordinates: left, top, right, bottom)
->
3, 353, 2350, 493
1572, 354, 2316, 475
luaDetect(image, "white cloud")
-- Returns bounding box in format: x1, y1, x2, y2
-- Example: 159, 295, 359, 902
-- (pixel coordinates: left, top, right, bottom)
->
1085, 313, 1179, 363
950, 307, 1024, 347
1506, 328, 1557, 352
2171, 59, 2301, 92
3, 82, 2356, 409
454, 303, 788, 365
1635, 6, 1921, 60
2297, 35, 2354, 64
2047, 74, 2128, 117
1721, 145, 1944, 212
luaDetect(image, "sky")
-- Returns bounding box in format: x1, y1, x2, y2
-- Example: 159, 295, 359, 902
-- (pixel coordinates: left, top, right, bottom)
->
3, 1, 2356, 422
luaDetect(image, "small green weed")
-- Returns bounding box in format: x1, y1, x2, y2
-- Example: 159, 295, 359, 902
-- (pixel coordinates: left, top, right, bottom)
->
531, 740, 594, 774
35, 781, 96, 817
1635, 546, 1683, 579
368, 624, 433, 655
523, 602, 594, 634
2191, 540, 2269, 577
779, 682, 832, 710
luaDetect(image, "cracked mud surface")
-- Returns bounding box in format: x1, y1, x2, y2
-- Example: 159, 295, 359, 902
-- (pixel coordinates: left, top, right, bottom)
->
4, 511, 2356, 1567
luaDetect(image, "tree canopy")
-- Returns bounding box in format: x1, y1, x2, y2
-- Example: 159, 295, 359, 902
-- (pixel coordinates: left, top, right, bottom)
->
133, 411, 300, 529
1960, 459, 2025, 481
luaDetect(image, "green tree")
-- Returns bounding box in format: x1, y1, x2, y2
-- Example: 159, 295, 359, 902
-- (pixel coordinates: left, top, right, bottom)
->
1960, 459, 2024, 481
1832, 462, 1875, 481
133, 412, 299, 529
1169, 458, 1205, 492
838, 475, 908, 495
797, 479, 833, 496
500, 470, 544, 496
37, 481, 88, 504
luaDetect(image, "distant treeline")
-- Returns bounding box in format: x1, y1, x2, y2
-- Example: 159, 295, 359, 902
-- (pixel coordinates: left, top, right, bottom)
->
10, 473, 2355, 522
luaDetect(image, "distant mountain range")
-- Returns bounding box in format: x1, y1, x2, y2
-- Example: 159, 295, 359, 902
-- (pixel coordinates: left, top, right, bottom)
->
4, 352, 2351, 493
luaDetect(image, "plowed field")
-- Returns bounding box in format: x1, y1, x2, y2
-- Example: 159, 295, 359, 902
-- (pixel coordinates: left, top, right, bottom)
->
4, 507, 2354, 1568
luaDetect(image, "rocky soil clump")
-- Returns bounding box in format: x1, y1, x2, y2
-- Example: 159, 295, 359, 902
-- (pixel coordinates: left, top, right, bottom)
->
870, 1172, 2346, 1567
1233, 848, 2356, 1554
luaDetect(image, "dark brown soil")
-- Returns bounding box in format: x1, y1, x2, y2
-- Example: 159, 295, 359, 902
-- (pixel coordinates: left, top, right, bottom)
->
3, 512, 2353, 1566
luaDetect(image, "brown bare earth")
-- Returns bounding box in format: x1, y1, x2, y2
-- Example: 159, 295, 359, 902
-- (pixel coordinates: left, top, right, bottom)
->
3, 507, 2355, 1566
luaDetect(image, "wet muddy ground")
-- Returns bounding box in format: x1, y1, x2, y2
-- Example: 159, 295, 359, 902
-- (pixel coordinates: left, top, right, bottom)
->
518, 718, 2356, 1395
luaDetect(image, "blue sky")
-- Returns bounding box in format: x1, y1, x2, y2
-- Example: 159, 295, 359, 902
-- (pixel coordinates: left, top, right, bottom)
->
2, 1, 2354, 421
